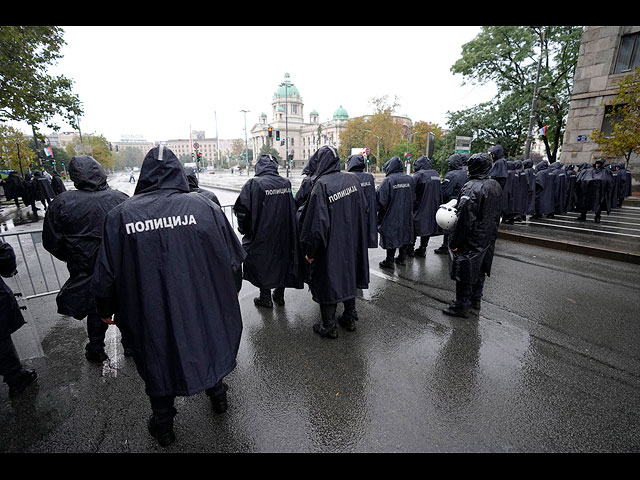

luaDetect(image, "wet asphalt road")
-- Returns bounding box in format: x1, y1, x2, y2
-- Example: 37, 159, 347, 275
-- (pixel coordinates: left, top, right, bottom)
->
1, 173, 639, 453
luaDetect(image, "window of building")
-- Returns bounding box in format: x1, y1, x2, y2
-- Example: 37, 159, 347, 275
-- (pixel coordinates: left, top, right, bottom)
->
614, 32, 640, 73
292, 105, 297, 115
601, 104, 626, 136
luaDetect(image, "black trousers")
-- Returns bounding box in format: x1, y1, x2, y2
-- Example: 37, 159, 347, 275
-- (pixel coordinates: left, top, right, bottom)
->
455, 274, 486, 306
320, 298, 356, 328
259, 287, 284, 299
386, 245, 409, 261
0, 336, 23, 387
149, 379, 227, 425
412, 236, 429, 250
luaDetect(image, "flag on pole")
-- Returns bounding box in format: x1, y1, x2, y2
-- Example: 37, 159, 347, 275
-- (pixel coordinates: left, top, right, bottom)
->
539, 125, 549, 136
44, 146, 53, 157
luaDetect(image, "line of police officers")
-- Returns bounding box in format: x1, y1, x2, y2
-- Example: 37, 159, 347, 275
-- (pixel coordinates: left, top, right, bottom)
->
2, 143, 631, 447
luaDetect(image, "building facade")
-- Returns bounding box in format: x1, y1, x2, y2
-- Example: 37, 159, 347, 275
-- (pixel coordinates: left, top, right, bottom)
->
249, 73, 350, 170
560, 25, 639, 191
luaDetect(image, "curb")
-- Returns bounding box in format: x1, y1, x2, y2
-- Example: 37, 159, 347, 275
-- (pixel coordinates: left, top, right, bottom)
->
498, 229, 640, 265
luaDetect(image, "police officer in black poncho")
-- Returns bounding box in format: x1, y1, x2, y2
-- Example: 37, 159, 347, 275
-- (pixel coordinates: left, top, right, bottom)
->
346, 153, 378, 249
233, 154, 303, 308
300, 146, 369, 339
185, 166, 220, 206
575, 158, 613, 223
377, 156, 415, 269
522, 159, 537, 217
43, 155, 130, 363
407, 156, 442, 257
488, 145, 508, 189
533, 160, 555, 218
435, 154, 467, 254
548, 161, 568, 215
32, 171, 55, 211
0, 240, 38, 397
91, 146, 246, 447
2, 171, 24, 208
294, 149, 320, 226
50, 171, 67, 196
443, 153, 502, 318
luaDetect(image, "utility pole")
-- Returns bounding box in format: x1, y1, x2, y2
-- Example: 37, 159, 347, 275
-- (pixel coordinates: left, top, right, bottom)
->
215, 110, 221, 169
241, 109, 250, 175
280, 74, 292, 177
524, 27, 546, 161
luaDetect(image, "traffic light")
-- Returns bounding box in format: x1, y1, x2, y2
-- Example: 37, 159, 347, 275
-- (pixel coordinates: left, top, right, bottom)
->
268, 127, 273, 137
276, 130, 280, 141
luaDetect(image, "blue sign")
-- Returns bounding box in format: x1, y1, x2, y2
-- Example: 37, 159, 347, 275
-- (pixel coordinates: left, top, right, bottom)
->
577, 135, 587, 142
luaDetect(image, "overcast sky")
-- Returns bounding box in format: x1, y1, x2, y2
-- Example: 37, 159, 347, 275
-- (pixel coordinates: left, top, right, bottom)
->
15, 25, 498, 142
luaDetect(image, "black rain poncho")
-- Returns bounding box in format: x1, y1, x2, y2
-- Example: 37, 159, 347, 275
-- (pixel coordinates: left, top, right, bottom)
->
233, 154, 304, 290
43, 156, 129, 320
91, 146, 246, 398
488, 145, 508, 188
185, 167, 220, 206
51, 172, 67, 196
441, 154, 467, 203
0, 241, 25, 339
548, 161, 568, 214
299, 146, 369, 304
449, 154, 503, 283
347, 154, 378, 248
575, 160, 614, 214
522, 159, 537, 215
3, 172, 24, 202
411, 156, 442, 237
617, 164, 632, 204
294, 150, 320, 226
376, 156, 415, 249
32, 171, 55, 202
534, 160, 555, 216
565, 164, 578, 212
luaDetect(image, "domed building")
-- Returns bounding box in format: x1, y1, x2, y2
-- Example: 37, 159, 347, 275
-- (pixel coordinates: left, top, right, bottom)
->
249, 73, 349, 171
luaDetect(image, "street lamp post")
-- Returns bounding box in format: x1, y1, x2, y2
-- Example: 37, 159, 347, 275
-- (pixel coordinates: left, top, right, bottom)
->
241, 109, 250, 175
279, 76, 292, 177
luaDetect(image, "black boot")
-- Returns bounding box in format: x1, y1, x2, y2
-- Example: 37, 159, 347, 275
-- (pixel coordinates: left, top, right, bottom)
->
7, 369, 38, 398
414, 247, 426, 258
442, 302, 470, 318
272, 287, 285, 306
434, 245, 448, 254
208, 382, 229, 414
379, 259, 394, 270
254, 288, 273, 308
148, 408, 177, 447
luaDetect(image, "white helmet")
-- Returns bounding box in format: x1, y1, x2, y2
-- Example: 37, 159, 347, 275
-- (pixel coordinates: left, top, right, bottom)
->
436, 199, 458, 230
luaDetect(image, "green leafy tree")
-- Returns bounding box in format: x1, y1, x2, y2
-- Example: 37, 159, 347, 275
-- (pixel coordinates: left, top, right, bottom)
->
590, 67, 640, 168
450, 26, 582, 161
258, 143, 281, 163
0, 124, 33, 174
0, 26, 83, 136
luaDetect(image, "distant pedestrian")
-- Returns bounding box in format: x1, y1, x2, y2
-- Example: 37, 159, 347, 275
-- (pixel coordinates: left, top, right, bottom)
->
129, 169, 136, 183
91, 146, 246, 447
407, 156, 442, 257
43, 155, 130, 363
443, 153, 502, 318
0, 239, 38, 397
376, 156, 415, 269
233, 154, 304, 308
299, 146, 369, 338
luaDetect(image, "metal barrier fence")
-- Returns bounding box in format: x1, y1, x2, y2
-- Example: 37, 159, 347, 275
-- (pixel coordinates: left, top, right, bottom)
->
0, 204, 238, 300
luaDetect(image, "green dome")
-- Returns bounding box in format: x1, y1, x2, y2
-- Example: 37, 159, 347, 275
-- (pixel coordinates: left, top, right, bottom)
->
310, 109, 319, 115
333, 105, 348, 120
274, 72, 300, 98
260, 112, 267, 117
